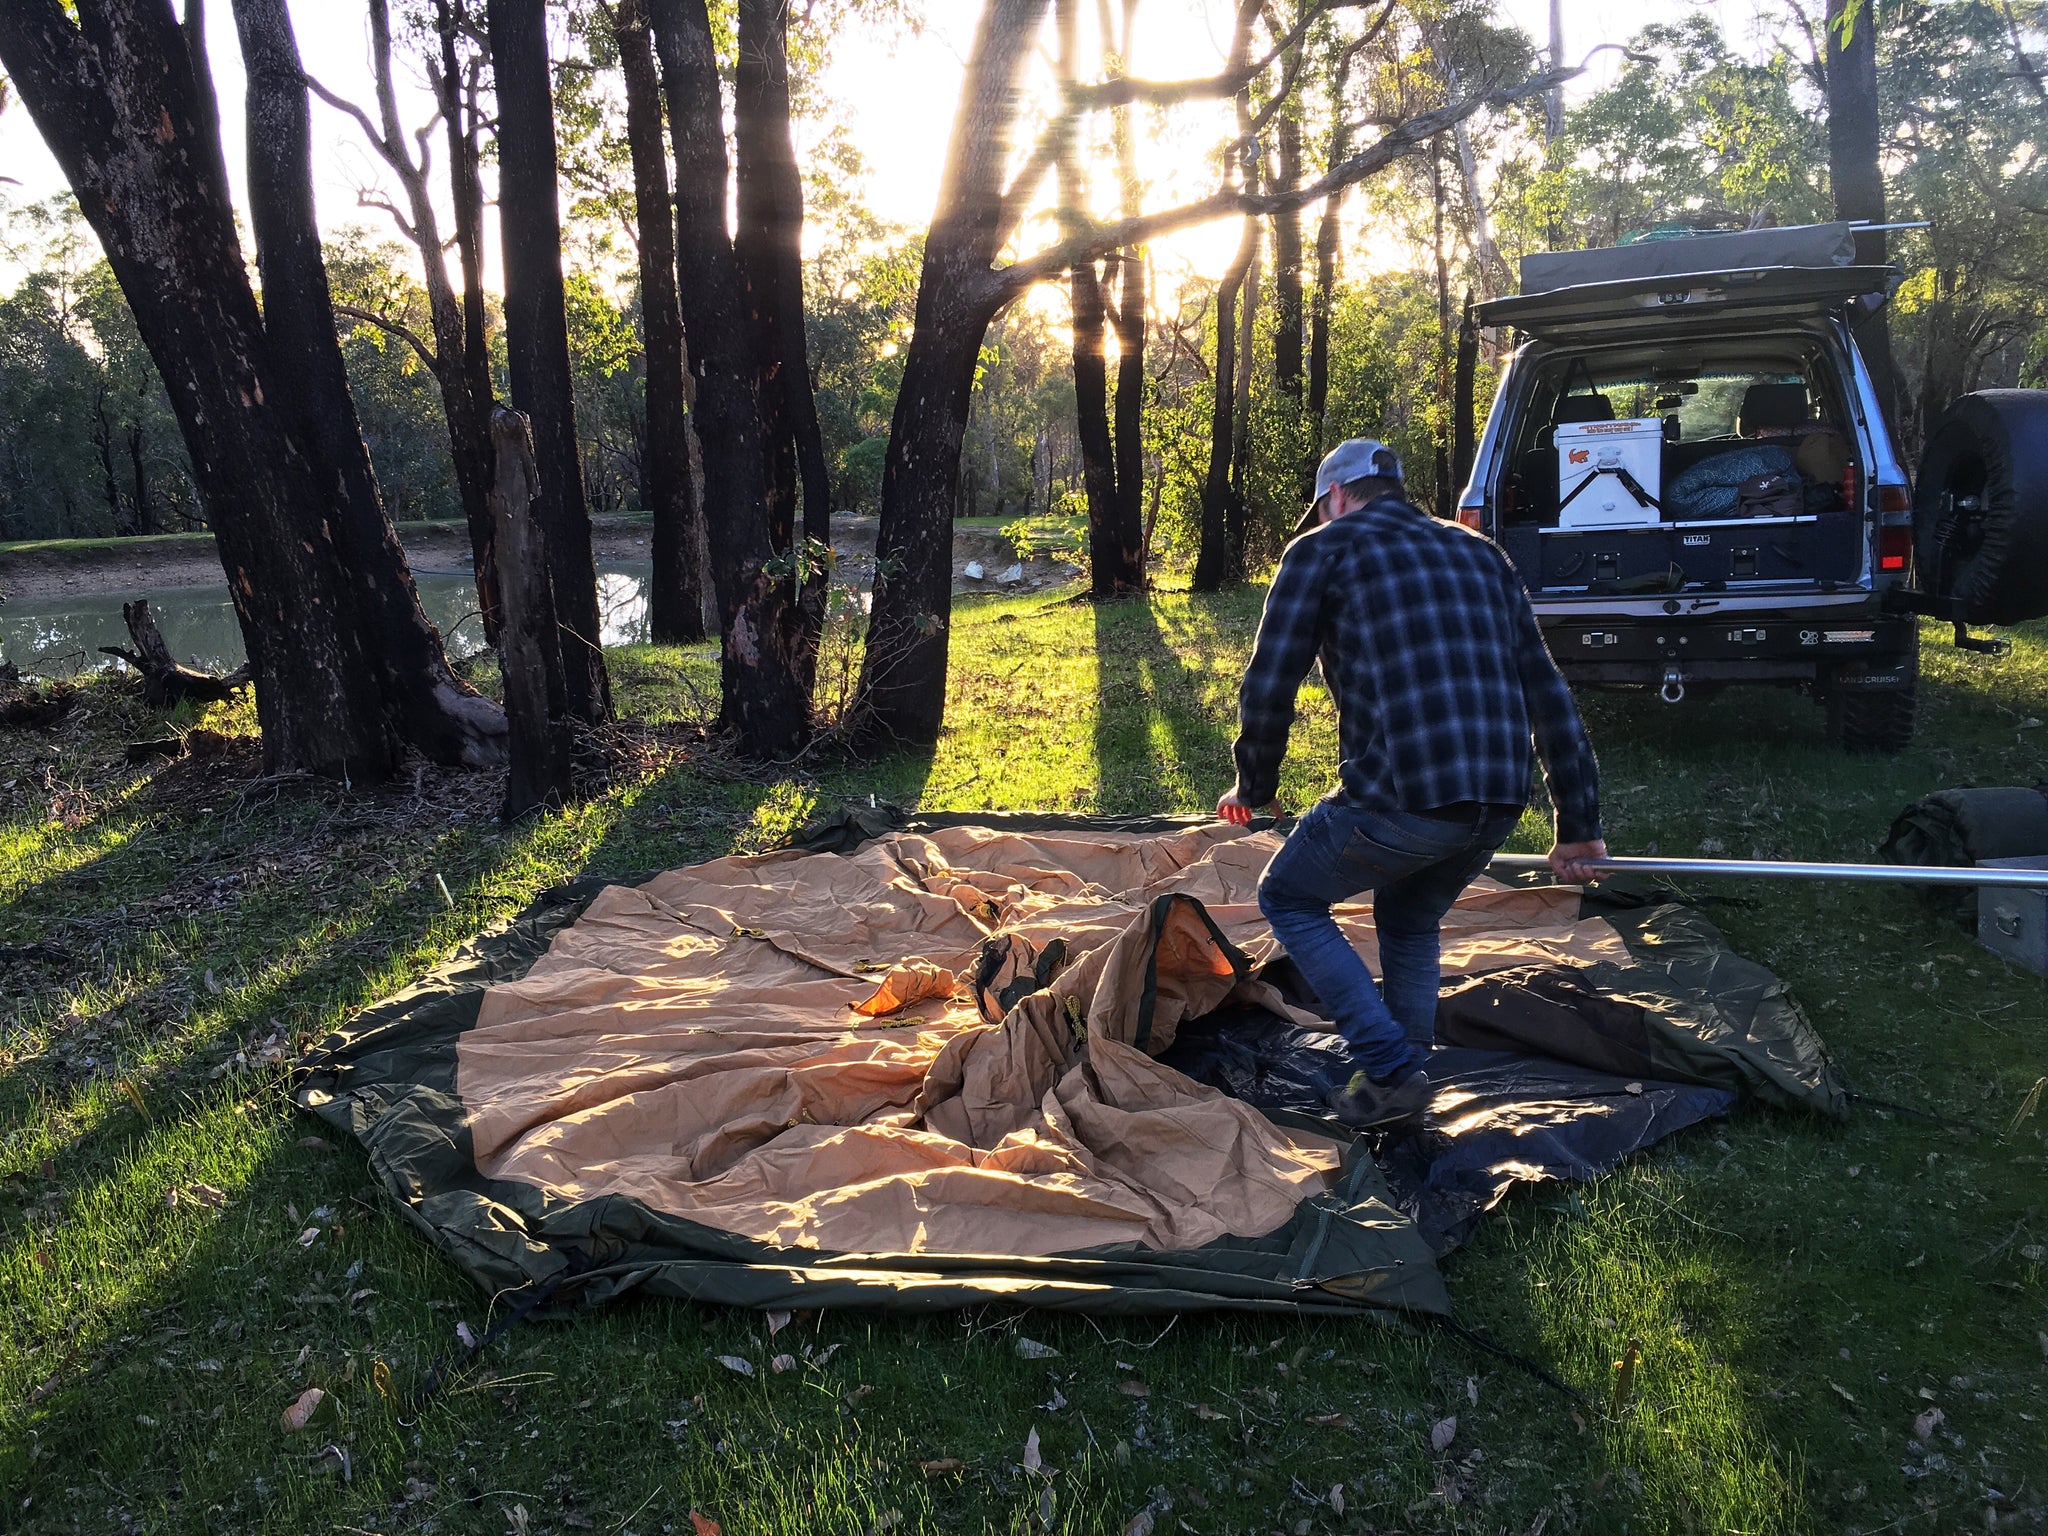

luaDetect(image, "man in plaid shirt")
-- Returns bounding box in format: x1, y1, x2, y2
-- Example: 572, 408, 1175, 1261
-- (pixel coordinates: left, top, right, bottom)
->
1217, 439, 1606, 1129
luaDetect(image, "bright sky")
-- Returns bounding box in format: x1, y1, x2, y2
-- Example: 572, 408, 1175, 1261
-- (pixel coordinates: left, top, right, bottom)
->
0, 0, 1723, 294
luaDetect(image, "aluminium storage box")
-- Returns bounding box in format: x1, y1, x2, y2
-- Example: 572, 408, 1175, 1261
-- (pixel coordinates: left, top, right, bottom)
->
1978, 855, 2048, 976
1557, 418, 1664, 529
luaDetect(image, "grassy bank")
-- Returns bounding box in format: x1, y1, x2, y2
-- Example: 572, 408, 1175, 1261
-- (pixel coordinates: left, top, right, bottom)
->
2, 587, 2044, 1535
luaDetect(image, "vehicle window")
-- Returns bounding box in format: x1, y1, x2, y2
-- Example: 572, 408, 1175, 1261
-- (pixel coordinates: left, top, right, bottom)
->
1601, 373, 1803, 440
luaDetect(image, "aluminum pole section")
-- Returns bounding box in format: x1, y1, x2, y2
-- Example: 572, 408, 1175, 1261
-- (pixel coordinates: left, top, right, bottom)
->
1487, 853, 2048, 890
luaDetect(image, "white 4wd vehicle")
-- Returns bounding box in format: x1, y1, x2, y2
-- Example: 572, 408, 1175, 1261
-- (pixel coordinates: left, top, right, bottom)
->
1462, 223, 2048, 752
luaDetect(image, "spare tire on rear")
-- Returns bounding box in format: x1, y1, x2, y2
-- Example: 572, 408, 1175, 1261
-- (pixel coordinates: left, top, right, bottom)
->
1913, 390, 2048, 626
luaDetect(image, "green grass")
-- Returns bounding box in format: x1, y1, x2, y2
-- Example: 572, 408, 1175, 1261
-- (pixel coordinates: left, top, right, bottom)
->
2, 588, 2045, 1535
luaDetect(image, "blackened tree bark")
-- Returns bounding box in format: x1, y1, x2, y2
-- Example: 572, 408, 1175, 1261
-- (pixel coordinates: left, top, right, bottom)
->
1825, 0, 1900, 433
1109, 251, 1147, 583
234, 0, 504, 766
310, 0, 499, 640
1271, 108, 1305, 399
649, 0, 812, 756
1452, 290, 1478, 496
734, 0, 833, 680
1193, 213, 1259, 592
490, 408, 577, 818
0, 0, 495, 777
486, 0, 611, 722
614, 0, 705, 644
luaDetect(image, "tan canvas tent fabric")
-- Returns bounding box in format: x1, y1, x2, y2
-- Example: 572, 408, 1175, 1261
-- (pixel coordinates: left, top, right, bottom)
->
457, 825, 1625, 1260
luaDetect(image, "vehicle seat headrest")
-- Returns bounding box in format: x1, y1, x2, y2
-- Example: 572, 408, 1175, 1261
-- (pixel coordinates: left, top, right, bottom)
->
1553, 393, 1615, 425
1738, 382, 1811, 435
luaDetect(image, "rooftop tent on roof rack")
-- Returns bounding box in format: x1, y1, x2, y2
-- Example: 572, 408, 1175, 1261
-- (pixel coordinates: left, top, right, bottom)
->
1516, 223, 1860, 297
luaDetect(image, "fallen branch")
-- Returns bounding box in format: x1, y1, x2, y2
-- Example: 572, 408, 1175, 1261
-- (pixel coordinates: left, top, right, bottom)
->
98, 599, 250, 708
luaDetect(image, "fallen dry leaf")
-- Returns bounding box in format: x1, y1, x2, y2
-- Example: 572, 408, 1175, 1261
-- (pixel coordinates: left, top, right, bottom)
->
280, 1386, 325, 1433
295, 1227, 321, 1248
1116, 1380, 1149, 1398
1829, 1381, 1859, 1408
846, 1384, 875, 1404
455, 1322, 480, 1351
715, 1355, 755, 1378
1124, 1511, 1155, 1536
1430, 1415, 1458, 1453
869, 1513, 903, 1534
1467, 1375, 1480, 1407
766, 1309, 792, 1338
769, 1354, 797, 1374
809, 1343, 843, 1368
688, 1514, 721, 1536
1189, 1403, 1226, 1421
1040, 1385, 1067, 1412
1014, 1336, 1059, 1360
371, 1359, 393, 1401
917, 1458, 965, 1477
1304, 1411, 1352, 1428
1913, 1406, 1945, 1442
1022, 1426, 1043, 1474
1329, 1484, 1346, 1517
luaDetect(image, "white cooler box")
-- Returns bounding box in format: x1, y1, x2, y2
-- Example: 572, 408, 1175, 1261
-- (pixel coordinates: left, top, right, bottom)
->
1557, 418, 1664, 529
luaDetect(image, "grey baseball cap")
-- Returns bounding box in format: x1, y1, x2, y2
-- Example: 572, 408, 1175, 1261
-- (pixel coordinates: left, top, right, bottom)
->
1292, 438, 1405, 538
1313, 438, 1403, 501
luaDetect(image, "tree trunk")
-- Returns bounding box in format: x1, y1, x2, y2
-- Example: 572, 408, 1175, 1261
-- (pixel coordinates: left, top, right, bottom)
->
1227, 226, 1260, 578
1, 0, 416, 777
1058, 0, 1139, 599
486, 0, 610, 723
649, 0, 812, 757
853, 0, 1051, 744
1431, 139, 1452, 516
436, 0, 499, 595
234, 0, 505, 768
734, 0, 832, 684
1452, 290, 1478, 497
1109, 251, 1147, 588
1825, 0, 1901, 434
1305, 190, 1339, 496
490, 408, 577, 819
1071, 256, 1129, 595
1194, 215, 1258, 592
615, 0, 705, 644
340, 0, 500, 642
1272, 110, 1304, 400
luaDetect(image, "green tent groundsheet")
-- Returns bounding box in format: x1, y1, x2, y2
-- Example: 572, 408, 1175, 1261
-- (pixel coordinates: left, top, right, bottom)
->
296, 813, 1843, 1320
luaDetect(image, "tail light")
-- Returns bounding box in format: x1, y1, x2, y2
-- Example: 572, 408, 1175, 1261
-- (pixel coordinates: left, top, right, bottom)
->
1878, 525, 1913, 573
1875, 483, 1912, 515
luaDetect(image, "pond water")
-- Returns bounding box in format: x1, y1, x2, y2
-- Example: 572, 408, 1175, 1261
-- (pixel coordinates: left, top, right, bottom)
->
0, 562, 656, 679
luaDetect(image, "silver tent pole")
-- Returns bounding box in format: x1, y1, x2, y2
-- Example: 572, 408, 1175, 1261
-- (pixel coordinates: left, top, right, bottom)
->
1486, 853, 2048, 890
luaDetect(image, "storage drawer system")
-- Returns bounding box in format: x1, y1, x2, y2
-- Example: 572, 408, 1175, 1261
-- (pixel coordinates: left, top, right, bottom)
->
1979, 856, 2048, 976
1499, 511, 1863, 591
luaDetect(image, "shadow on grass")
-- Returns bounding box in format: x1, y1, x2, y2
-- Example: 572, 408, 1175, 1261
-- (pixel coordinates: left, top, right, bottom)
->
1091, 595, 1236, 814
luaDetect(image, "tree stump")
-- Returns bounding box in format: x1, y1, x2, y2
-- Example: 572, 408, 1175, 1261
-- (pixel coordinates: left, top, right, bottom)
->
490, 407, 578, 819
98, 600, 249, 709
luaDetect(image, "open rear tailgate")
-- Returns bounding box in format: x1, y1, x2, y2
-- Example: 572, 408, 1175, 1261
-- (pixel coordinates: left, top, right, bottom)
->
1477, 265, 1897, 343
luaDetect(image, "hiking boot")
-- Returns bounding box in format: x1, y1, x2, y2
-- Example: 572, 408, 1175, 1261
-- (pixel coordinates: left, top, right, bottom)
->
1329, 1067, 1432, 1132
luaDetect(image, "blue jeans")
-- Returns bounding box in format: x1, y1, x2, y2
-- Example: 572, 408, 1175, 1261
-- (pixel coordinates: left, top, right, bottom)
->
1257, 798, 1522, 1084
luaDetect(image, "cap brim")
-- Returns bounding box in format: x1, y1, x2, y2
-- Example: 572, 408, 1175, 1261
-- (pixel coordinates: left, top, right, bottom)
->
1290, 504, 1320, 541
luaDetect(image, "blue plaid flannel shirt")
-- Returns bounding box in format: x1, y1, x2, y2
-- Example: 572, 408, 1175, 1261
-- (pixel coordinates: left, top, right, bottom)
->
1233, 495, 1603, 843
